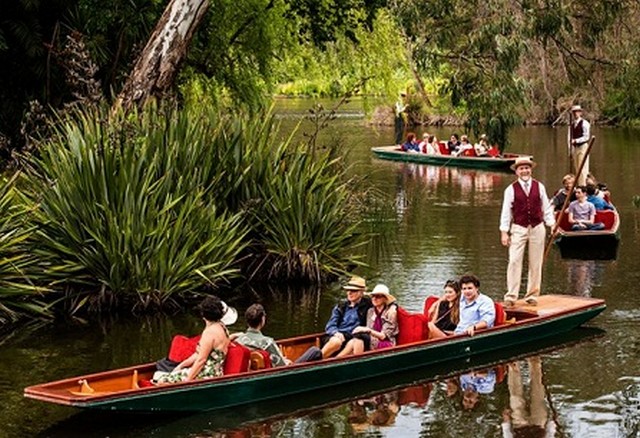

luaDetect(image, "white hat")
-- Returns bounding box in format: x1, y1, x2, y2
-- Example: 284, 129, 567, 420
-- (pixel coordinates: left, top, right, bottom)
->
221, 301, 238, 325
510, 156, 536, 172
368, 284, 396, 303
570, 105, 583, 112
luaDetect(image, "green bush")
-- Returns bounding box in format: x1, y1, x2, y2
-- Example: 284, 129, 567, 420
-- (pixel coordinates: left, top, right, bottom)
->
20, 105, 248, 311
0, 173, 51, 323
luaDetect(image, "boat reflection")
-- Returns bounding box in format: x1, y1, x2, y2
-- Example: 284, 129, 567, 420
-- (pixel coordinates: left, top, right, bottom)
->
565, 259, 608, 297
38, 327, 603, 438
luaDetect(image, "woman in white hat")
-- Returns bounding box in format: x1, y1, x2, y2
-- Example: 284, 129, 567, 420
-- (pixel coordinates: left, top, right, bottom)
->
157, 295, 237, 383
337, 284, 398, 357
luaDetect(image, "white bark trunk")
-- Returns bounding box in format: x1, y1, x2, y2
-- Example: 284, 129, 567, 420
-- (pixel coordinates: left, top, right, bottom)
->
115, 0, 209, 110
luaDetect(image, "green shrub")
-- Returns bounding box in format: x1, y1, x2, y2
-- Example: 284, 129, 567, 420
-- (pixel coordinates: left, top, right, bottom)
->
20, 105, 248, 311
0, 173, 51, 323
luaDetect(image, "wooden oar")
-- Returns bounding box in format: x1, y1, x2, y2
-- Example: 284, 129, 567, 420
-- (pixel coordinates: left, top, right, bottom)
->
542, 136, 596, 263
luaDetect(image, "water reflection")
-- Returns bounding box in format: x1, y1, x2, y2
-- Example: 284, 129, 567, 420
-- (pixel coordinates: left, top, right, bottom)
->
503, 357, 556, 437
564, 260, 608, 296
391, 162, 507, 214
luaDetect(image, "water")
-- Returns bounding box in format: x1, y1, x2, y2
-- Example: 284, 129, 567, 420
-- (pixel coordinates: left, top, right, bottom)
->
1, 100, 640, 437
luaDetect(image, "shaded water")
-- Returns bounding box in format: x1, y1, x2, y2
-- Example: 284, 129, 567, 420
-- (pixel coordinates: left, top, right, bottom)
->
2, 99, 640, 437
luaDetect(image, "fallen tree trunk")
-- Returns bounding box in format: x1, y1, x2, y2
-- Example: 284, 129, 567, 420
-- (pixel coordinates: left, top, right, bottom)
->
114, 0, 209, 111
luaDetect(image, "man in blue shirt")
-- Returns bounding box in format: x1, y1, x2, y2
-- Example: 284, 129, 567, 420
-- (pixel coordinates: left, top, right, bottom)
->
295, 275, 373, 363
321, 276, 372, 358
454, 274, 496, 336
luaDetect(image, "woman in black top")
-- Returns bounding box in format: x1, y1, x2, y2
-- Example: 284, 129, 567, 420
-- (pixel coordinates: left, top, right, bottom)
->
427, 280, 461, 339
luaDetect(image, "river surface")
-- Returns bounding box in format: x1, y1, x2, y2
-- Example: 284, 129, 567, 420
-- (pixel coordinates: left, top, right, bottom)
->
2, 98, 640, 437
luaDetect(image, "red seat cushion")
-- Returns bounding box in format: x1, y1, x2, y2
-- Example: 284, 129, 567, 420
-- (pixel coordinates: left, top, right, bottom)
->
595, 210, 616, 230
396, 307, 429, 345
223, 342, 251, 375
494, 302, 506, 326
438, 142, 450, 155
463, 148, 477, 157
556, 211, 572, 231
167, 335, 201, 363
422, 296, 439, 316
488, 146, 500, 157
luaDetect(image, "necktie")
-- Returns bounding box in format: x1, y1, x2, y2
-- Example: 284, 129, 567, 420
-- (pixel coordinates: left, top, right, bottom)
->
524, 181, 530, 195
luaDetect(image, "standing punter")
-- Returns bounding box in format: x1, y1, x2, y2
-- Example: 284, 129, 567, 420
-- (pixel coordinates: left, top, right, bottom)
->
500, 157, 555, 306
568, 105, 591, 185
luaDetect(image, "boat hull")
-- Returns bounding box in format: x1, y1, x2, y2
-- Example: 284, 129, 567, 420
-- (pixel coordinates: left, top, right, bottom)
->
24, 296, 605, 412
371, 146, 528, 171
554, 208, 620, 260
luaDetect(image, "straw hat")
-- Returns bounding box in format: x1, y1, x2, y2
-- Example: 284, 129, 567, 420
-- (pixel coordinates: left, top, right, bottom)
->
343, 276, 367, 291
570, 105, 583, 112
369, 284, 396, 304
221, 301, 238, 325
510, 156, 536, 172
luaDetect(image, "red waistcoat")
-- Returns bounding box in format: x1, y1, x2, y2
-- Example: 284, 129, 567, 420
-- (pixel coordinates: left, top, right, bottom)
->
571, 119, 585, 142
512, 180, 543, 227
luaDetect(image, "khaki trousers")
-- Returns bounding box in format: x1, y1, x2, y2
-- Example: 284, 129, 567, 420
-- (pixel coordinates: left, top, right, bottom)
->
504, 223, 545, 302
572, 144, 589, 186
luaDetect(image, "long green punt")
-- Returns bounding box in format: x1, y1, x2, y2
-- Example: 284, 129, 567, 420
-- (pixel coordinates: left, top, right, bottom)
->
371, 145, 531, 171
24, 295, 605, 412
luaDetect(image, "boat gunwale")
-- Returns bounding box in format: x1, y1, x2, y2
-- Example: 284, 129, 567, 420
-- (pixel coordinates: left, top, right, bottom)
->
24, 295, 605, 408
370, 146, 531, 164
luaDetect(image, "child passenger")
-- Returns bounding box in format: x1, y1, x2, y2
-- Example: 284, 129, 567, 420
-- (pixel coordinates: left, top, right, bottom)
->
427, 280, 461, 339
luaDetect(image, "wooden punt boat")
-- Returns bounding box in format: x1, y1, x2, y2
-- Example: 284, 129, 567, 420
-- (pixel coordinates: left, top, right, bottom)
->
24, 295, 605, 413
371, 145, 531, 172
554, 208, 620, 260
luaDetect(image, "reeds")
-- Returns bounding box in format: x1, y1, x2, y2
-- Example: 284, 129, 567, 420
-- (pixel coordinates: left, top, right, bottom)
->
6, 101, 365, 317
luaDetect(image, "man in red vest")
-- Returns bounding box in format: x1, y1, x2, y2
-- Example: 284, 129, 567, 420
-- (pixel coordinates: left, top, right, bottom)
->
568, 105, 591, 185
499, 157, 555, 306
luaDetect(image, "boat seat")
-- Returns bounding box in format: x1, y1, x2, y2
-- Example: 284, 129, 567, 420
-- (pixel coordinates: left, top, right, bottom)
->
595, 210, 616, 230
558, 209, 616, 231
438, 142, 450, 155
487, 146, 500, 157
462, 148, 477, 157
249, 349, 272, 370
422, 295, 439, 316
223, 342, 251, 375
167, 334, 201, 363
396, 306, 429, 345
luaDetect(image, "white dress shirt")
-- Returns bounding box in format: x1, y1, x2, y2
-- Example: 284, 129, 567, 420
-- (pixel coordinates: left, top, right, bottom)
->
500, 179, 555, 232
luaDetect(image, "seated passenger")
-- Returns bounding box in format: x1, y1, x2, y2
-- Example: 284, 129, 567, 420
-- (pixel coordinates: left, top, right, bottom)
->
568, 186, 605, 230
418, 133, 430, 152
550, 173, 576, 212
452, 135, 473, 157
447, 133, 461, 154
337, 284, 398, 357
454, 274, 496, 337
156, 296, 236, 383
296, 276, 372, 362
427, 280, 461, 339
401, 133, 420, 153
586, 184, 614, 210
231, 304, 289, 367
423, 135, 440, 155
474, 134, 490, 156
585, 173, 610, 200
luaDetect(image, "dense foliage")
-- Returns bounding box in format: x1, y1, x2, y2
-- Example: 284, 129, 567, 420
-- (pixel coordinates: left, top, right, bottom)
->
3, 102, 365, 319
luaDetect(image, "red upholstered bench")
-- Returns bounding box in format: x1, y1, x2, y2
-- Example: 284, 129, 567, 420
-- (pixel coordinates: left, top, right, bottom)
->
166, 335, 251, 375
595, 210, 616, 230
396, 307, 429, 345
438, 142, 451, 155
